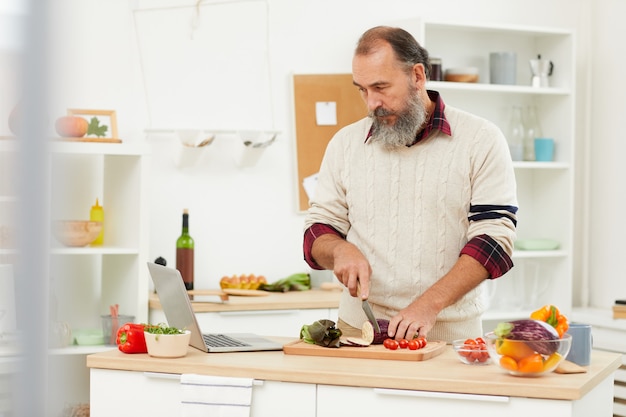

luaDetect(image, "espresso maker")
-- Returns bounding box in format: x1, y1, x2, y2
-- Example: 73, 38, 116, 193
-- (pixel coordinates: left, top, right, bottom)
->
530, 54, 554, 87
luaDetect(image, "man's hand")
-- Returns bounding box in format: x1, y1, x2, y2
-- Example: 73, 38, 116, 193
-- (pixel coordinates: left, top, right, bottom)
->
311, 234, 372, 298
387, 254, 489, 340
388, 299, 439, 340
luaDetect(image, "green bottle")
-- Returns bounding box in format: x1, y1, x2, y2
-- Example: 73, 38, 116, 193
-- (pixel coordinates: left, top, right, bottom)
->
176, 209, 194, 291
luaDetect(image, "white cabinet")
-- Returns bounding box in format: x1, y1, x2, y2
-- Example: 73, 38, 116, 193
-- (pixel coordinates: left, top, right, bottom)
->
90, 365, 614, 417
90, 369, 316, 417
421, 22, 575, 321
150, 307, 338, 338
49, 142, 150, 335
316, 382, 612, 417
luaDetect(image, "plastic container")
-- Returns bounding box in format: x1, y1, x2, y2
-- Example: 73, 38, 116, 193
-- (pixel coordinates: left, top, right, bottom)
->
101, 314, 135, 346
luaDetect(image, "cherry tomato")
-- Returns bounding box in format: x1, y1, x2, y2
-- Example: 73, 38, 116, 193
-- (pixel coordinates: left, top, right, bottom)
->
407, 340, 418, 350
469, 349, 484, 362
418, 337, 428, 349
386, 339, 399, 350
475, 337, 486, 345
398, 339, 409, 349
464, 338, 477, 346
383, 338, 394, 349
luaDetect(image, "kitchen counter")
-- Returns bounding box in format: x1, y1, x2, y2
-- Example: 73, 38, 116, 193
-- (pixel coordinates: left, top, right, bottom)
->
87, 339, 621, 401
149, 289, 341, 313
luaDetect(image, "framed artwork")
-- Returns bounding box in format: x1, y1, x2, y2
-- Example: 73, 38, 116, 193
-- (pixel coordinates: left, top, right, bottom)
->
67, 109, 118, 140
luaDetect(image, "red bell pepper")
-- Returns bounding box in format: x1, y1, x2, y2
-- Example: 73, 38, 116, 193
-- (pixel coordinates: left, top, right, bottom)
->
116, 323, 148, 354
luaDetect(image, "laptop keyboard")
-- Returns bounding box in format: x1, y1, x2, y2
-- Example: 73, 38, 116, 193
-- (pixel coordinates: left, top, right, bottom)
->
203, 333, 251, 348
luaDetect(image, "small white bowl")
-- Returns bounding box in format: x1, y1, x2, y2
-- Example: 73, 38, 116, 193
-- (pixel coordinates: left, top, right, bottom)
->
144, 330, 191, 358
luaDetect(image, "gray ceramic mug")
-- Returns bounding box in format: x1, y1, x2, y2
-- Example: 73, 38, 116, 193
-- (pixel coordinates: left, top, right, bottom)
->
565, 323, 592, 366
489, 52, 517, 85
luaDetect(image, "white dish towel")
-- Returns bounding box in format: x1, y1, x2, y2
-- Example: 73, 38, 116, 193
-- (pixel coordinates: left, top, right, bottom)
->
181, 373, 253, 417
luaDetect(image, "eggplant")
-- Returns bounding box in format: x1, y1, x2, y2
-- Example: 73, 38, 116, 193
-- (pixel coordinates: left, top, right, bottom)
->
494, 319, 560, 355
367, 319, 391, 345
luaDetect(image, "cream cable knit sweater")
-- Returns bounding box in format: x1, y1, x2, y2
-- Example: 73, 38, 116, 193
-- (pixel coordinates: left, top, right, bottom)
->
304, 104, 517, 342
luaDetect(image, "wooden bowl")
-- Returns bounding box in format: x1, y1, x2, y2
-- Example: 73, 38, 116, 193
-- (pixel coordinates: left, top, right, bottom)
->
53, 220, 102, 247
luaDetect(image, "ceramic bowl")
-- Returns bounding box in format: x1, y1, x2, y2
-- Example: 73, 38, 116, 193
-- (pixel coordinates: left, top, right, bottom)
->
484, 332, 572, 377
53, 220, 102, 247
144, 330, 191, 358
451, 338, 491, 365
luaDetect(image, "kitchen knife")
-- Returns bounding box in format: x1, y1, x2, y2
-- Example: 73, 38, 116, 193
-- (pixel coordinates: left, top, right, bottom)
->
358, 281, 380, 333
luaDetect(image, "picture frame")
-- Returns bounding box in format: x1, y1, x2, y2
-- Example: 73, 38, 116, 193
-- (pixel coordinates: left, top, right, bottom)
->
67, 109, 118, 140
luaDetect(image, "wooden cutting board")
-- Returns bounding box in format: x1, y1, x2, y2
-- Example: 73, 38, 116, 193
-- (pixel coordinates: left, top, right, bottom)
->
283, 339, 447, 361
222, 289, 270, 297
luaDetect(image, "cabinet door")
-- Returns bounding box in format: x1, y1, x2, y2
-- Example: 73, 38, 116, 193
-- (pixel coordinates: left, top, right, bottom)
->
90, 369, 181, 417
251, 380, 316, 417
90, 369, 316, 417
316, 385, 571, 417
150, 308, 337, 337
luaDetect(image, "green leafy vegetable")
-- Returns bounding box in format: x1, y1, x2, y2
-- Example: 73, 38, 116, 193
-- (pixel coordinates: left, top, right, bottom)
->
87, 116, 108, 137
259, 273, 310, 292
143, 323, 184, 335
300, 319, 342, 348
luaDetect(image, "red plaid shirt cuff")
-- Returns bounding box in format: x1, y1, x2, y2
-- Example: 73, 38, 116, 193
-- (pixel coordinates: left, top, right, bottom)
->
303, 223, 344, 270
460, 234, 513, 279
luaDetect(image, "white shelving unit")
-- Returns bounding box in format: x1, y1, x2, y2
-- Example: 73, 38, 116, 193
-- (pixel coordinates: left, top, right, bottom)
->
48, 141, 150, 344
420, 21, 575, 321
44, 140, 150, 412
0, 137, 150, 411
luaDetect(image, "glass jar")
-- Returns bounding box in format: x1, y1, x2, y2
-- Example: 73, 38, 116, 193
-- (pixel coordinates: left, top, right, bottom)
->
507, 105, 525, 161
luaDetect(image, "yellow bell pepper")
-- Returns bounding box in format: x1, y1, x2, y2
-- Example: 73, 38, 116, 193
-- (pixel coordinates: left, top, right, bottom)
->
495, 338, 536, 361
530, 304, 569, 337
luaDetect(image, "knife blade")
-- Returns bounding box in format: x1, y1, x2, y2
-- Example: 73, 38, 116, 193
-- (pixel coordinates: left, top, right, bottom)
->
358, 281, 380, 333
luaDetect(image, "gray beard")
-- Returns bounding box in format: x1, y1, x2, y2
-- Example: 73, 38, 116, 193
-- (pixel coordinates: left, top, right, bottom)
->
368, 91, 427, 150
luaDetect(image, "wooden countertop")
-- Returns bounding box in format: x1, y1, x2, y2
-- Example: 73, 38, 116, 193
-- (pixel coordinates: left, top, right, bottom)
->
87, 338, 622, 401
149, 289, 341, 313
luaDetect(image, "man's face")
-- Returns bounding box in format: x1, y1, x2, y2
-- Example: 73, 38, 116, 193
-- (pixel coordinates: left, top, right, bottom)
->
352, 44, 427, 149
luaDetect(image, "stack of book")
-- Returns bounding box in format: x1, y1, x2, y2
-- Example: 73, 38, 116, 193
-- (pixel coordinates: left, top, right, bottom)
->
613, 300, 626, 319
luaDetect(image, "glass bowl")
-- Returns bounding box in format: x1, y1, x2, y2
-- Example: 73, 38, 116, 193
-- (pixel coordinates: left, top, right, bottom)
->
452, 338, 491, 365
484, 331, 572, 377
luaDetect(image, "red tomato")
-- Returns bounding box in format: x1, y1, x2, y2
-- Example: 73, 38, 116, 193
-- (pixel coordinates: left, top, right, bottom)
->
475, 337, 486, 345
469, 349, 483, 362
398, 339, 409, 349
386, 339, 399, 350
419, 337, 428, 349
383, 338, 394, 349
407, 340, 418, 350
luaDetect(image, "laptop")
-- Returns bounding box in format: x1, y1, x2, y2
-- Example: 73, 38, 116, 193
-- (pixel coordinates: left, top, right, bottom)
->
147, 262, 283, 353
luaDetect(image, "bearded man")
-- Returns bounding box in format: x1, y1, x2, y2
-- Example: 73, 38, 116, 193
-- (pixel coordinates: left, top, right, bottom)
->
302, 26, 518, 343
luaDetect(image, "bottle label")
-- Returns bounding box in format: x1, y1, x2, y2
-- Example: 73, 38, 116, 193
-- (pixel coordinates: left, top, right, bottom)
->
176, 248, 194, 290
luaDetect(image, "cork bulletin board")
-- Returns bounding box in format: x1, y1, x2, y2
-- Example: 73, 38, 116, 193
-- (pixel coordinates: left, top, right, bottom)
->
293, 74, 366, 212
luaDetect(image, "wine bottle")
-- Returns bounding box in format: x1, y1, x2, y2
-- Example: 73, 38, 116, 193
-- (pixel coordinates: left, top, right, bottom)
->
176, 209, 194, 291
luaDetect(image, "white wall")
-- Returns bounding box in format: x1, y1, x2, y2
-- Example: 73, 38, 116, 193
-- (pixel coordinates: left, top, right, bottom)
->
587, 0, 626, 307
9, 0, 620, 306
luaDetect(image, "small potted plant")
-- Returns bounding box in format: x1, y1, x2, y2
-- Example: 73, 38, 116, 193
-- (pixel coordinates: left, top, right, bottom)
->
143, 323, 191, 358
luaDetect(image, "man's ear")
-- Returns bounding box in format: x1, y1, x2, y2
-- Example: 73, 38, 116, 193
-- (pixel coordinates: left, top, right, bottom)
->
412, 63, 427, 88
